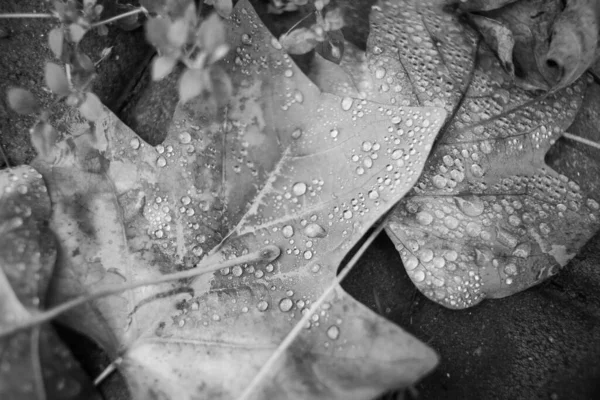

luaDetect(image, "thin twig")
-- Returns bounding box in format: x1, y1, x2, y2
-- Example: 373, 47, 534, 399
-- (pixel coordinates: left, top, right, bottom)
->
0, 13, 55, 19
283, 11, 315, 36
0, 245, 279, 339
94, 357, 122, 386
238, 223, 385, 400
562, 132, 600, 150
31, 326, 46, 400
91, 8, 145, 28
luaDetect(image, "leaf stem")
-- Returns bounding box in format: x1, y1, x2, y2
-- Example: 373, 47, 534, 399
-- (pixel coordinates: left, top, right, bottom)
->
562, 132, 600, 150
0, 13, 55, 19
0, 245, 280, 338
91, 8, 145, 28
284, 11, 315, 36
238, 223, 386, 400
94, 357, 122, 386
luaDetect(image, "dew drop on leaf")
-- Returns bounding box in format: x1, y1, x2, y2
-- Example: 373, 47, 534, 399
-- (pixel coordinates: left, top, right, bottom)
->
327, 325, 340, 340
341, 96, 353, 111
413, 270, 426, 282
416, 211, 433, 226
304, 223, 326, 238
157, 156, 167, 167
179, 131, 192, 143
281, 225, 294, 238
257, 300, 269, 312
279, 298, 293, 312
391, 149, 403, 160
368, 190, 379, 200
405, 256, 419, 271
330, 128, 339, 138
292, 182, 307, 196
130, 138, 140, 149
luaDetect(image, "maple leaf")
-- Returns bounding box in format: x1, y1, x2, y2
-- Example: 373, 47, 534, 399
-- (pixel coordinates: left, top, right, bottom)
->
19, 1, 447, 398
327, 0, 598, 309
0, 166, 100, 400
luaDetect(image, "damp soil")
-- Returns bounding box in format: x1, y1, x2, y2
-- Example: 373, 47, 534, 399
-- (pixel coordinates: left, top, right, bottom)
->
1, 1, 599, 400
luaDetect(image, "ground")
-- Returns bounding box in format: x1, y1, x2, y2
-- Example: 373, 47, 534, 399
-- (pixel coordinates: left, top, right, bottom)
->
1, 1, 599, 399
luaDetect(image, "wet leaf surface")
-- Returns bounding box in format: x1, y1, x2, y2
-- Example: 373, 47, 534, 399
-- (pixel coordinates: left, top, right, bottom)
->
29, 1, 446, 398
326, 0, 597, 309
0, 166, 101, 400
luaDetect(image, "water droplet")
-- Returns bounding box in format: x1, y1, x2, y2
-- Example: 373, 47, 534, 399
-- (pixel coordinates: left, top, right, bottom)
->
455, 196, 485, 217
257, 300, 269, 311
282, 225, 294, 238
330, 128, 339, 138
362, 141, 373, 152
368, 190, 379, 200
375, 67, 386, 79
341, 97, 354, 111
130, 138, 140, 149
304, 223, 326, 238
178, 132, 191, 144
292, 128, 302, 139
391, 149, 404, 160
292, 182, 307, 196
432, 175, 447, 188
311, 264, 322, 273
432, 256, 446, 268
327, 325, 340, 340
284, 69, 293, 77
279, 298, 293, 312
416, 211, 433, 226
356, 166, 365, 175
443, 215, 459, 230
232, 265, 243, 277
265, 264, 274, 272
181, 196, 191, 205
343, 210, 353, 219
444, 250, 458, 261
405, 256, 419, 270
303, 250, 313, 260
418, 248, 434, 263
157, 156, 167, 167
413, 270, 426, 282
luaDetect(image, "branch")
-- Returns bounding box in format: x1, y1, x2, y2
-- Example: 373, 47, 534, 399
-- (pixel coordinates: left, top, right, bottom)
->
0, 245, 280, 338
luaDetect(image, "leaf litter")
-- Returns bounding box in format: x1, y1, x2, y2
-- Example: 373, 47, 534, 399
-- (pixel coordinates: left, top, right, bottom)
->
2, 0, 449, 398
319, 0, 599, 309
0, 166, 100, 400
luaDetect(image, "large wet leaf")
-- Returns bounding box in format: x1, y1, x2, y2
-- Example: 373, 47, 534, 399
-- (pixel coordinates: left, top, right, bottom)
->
28, 1, 445, 398
334, 0, 597, 309
0, 166, 101, 400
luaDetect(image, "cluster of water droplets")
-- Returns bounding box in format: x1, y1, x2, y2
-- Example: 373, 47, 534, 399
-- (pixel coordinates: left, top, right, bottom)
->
386, 46, 596, 308
360, 0, 476, 111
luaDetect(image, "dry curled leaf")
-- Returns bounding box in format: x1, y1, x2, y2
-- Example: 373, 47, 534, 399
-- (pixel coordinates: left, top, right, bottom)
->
28, 1, 445, 398
462, 0, 600, 90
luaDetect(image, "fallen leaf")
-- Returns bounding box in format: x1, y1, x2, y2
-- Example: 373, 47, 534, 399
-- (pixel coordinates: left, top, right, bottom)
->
466, 13, 515, 76
330, 0, 595, 309
462, 0, 600, 90
0, 166, 101, 400
30, 1, 445, 398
